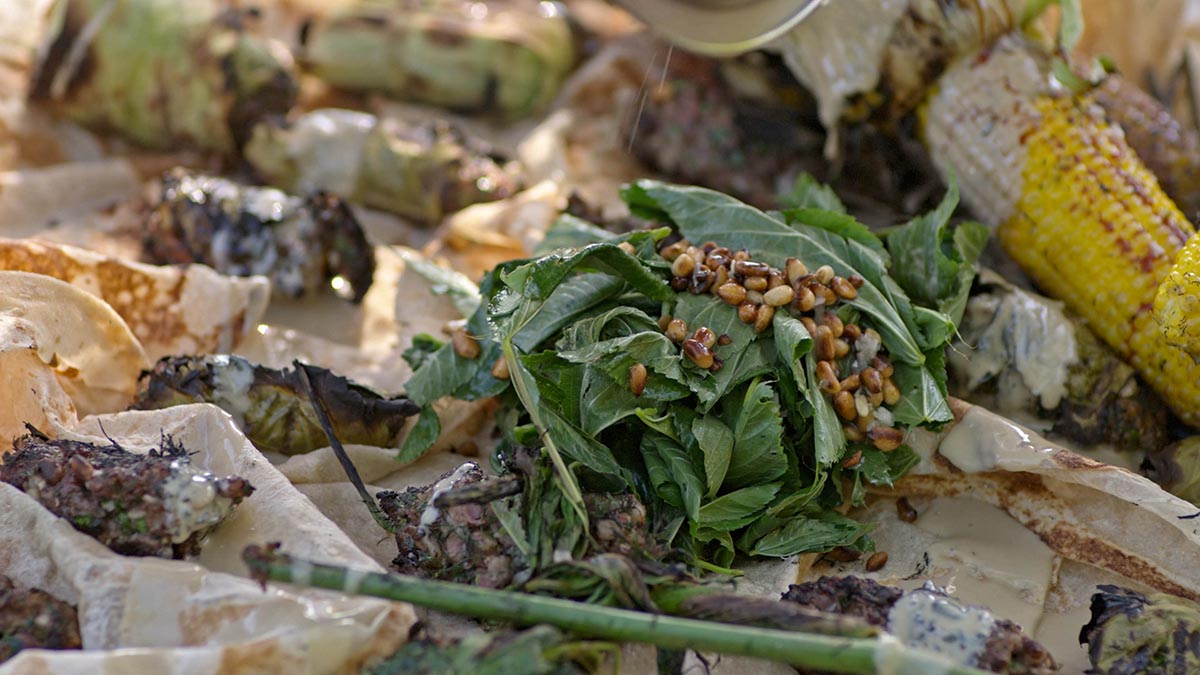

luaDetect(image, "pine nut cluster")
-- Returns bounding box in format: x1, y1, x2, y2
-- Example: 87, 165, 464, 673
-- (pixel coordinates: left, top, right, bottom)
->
657, 238, 905, 453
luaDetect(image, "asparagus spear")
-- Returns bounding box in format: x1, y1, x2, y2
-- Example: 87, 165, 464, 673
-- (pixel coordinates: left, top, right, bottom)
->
244, 109, 521, 226
298, 0, 575, 120
30, 0, 296, 153
243, 544, 992, 675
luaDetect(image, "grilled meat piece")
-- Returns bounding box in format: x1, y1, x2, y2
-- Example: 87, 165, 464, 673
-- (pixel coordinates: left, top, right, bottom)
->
0, 427, 253, 559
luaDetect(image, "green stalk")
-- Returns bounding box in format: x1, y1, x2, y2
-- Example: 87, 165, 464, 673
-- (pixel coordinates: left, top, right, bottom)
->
243, 545, 990, 675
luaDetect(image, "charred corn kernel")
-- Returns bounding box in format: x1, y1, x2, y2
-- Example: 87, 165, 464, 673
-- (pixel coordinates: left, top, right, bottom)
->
923, 34, 1200, 425
1153, 233, 1200, 358
1095, 76, 1200, 222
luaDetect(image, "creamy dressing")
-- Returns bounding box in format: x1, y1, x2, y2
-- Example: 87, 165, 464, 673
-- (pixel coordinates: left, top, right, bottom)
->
951, 289, 1078, 411
418, 462, 478, 533
159, 458, 237, 544
887, 586, 997, 667
210, 354, 257, 427
914, 497, 1055, 631
938, 407, 1058, 474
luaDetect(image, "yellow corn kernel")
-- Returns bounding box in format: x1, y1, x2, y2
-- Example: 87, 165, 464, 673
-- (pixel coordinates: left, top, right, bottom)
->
923, 33, 1200, 424
1154, 233, 1200, 359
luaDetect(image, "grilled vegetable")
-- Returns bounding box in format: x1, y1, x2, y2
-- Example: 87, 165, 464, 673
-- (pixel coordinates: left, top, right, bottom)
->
949, 276, 1171, 455
1094, 75, 1200, 222
784, 578, 1058, 675
0, 576, 81, 664
921, 33, 1200, 426
1079, 585, 1200, 675
1142, 435, 1200, 505
133, 355, 421, 456
1152, 229, 1200, 361
244, 109, 521, 226
0, 426, 253, 559
242, 544, 991, 675
367, 626, 585, 675
299, 0, 574, 120
144, 168, 375, 302
30, 0, 295, 153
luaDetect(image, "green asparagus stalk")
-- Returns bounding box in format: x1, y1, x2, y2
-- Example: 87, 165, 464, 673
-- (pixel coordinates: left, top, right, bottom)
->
30, 0, 296, 153
242, 544, 989, 675
244, 109, 521, 226
299, 0, 575, 120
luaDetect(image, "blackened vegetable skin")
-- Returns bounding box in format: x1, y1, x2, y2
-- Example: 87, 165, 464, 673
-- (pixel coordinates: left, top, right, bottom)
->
0, 575, 81, 664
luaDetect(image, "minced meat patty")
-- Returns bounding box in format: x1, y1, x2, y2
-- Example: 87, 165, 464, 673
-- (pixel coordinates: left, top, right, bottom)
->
0, 575, 81, 663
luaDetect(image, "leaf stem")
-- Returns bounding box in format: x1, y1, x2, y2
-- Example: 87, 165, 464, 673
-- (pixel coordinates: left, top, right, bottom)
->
243, 545, 990, 675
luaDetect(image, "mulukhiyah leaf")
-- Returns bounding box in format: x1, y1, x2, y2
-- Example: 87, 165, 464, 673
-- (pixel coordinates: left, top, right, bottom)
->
642, 432, 703, 521
855, 445, 919, 488
502, 239, 671, 304
748, 511, 872, 557
625, 181, 929, 363
670, 293, 770, 409
535, 213, 616, 255
804, 351, 847, 467
512, 273, 626, 352
778, 173, 848, 214
396, 408, 441, 464
720, 379, 787, 491
783, 208, 887, 256
891, 350, 954, 427
697, 483, 781, 531
401, 333, 444, 372
884, 175, 987, 327
692, 415, 734, 497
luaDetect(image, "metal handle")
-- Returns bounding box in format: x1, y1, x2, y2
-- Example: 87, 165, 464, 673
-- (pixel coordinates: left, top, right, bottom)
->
615, 0, 826, 57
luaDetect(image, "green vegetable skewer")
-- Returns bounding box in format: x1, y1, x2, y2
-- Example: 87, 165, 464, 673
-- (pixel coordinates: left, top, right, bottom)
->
242, 544, 990, 675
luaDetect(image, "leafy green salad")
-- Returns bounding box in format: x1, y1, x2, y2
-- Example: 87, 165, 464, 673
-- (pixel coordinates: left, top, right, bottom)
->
400, 177, 986, 569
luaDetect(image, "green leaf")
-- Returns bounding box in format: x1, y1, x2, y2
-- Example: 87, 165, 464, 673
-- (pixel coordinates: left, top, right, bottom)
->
698, 483, 781, 531
502, 240, 671, 304
891, 349, 954, 427
511, 273, 627, 352
692, 415, 734, 497
396, 407, 440, 463
884, 176, 987, 327
642, 432, 703, 521
627, 180, 927, 363
804, 351, 846, 467
535, 213, 617, 254
720, 379, 787, 490
670, 293, 772, 410
856, 445, 920, 488
401, 333, 444, 372
748, 511, 873, 557
402, 338, 506, 405
783, 208, 886, 255
403, 254, 482, 318
778, 173, 847, 214
1058, 0, 1083, 53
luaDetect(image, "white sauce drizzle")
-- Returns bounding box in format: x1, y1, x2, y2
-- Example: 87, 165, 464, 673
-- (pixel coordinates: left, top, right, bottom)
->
952, 289, 1077, 412
418, 462, 478, 533
887, 586, 996, 667
159, 458, 236, 544
210, 355, 257, 427
938, 407, 1058, 474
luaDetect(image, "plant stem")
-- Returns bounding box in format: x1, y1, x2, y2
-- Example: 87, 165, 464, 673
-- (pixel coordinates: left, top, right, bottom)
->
243, 545, 990, 675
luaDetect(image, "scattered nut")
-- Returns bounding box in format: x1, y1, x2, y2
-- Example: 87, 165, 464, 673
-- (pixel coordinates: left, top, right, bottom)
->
738, 302, 759, 324
672, 253, 696, 277
865, 551, 889, 572
786, 258, 809, 283
491, 356, 510, 380
754, 304, 776, 333
716, 282, 747, 305
628, 363, 648, 397
831, 276, 858, 300
834, 390, 858, 421
896, 497, 918, 523
682, 339, 715, 369
693, 326, 717, 349
869, 427, 904, 452
665, 318, 688, 343
815, 264, 835, 285
764, 285, 795, 307
452, 328, 480, 359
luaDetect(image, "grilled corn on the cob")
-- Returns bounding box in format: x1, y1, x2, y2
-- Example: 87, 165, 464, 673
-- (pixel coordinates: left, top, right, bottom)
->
923, 33, 1199, 424
1154, 230, 1200, 359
